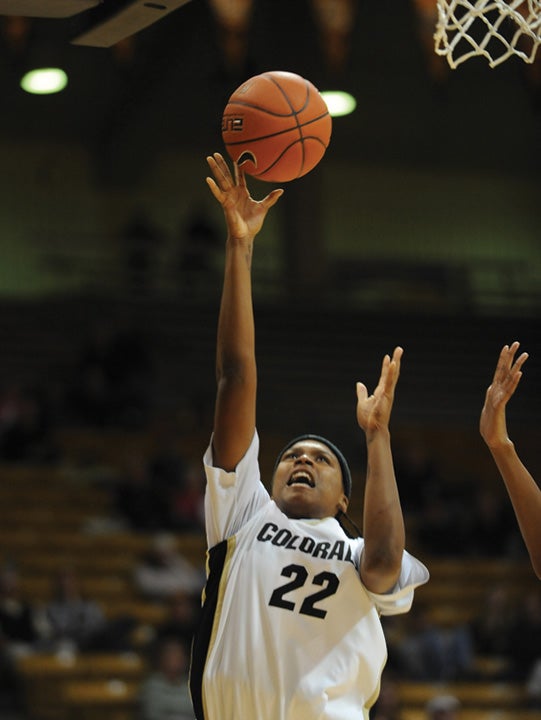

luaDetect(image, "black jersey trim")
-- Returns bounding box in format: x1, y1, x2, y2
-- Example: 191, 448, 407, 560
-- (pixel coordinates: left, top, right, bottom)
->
189, 537, 232, 720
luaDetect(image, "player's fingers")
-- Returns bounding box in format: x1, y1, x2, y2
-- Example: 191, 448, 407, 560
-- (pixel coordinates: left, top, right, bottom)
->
372, 355, 391, 397
497, 346, 527, 390
356, 382, 368, 403
506, 371, 523, 397
262, 188, 284, 209
492, 344, 513, 384
210, 153, 233, 187
205, 176, 224, 203
511, 351, 528, 375
235, 162, 248, 189
389, 347, 403, 382
383, 348, 402, 382
233, 161, 242, 187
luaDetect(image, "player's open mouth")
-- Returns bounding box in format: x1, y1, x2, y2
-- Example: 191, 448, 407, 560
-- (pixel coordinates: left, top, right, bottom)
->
288, 472, 315, 488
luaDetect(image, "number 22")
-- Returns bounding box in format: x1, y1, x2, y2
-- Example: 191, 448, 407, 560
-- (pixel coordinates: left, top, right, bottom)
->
268, 563, 339, 619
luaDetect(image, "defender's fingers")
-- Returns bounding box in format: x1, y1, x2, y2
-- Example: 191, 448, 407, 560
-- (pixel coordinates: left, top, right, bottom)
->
507, 371, 524, 396
375, 354, 390, 391
493, 344, 513, 383
356, 382, 368, 402
381, 347, 403, 391
494, 343, 523, 385
389, 346, 403, 379
512, 351, 528, 374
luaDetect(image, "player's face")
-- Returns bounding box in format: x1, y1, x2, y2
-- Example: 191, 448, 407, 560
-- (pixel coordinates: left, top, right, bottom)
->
271, 440, 348, 519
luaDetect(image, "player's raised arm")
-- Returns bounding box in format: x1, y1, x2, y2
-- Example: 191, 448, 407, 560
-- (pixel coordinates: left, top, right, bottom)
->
206, 153, 283, 471
480, 342, 541, 578
357, 347, 405, 594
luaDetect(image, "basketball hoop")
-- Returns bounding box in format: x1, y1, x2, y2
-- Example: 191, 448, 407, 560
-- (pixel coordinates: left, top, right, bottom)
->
435, 0, 541, 68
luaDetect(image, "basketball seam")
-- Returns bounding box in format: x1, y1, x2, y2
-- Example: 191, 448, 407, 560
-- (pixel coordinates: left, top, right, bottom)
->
251, 136, 328, 180
264, 72, 311, 115
265, 73, 308, 172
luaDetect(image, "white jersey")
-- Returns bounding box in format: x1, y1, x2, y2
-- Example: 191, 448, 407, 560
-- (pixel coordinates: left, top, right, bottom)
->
190, 432, 429, 720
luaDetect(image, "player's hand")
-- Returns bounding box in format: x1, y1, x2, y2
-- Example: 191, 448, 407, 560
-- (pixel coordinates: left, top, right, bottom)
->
206, 152, 283, 242
356, 347, 403, 438
480, 341, 528, 449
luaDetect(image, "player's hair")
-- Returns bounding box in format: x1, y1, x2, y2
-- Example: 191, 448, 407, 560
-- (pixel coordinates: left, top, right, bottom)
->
336, 510, 362, 538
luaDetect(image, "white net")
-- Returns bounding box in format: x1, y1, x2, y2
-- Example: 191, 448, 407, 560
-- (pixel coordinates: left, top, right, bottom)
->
435, 0, 541, 68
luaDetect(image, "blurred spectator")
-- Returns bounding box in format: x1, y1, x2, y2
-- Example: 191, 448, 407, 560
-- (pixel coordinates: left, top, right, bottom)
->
150, 432, 188, 498
104, 324, 154, 428
507, 588, 541, 680
168, 460, 205, 533
0, 383, 57, 463
0, 566, 46, 710
67, 319, 154, 429
469, 585, 515, 664
370, 672, 404, 720
425, 694, 461, 720
44, 567, 137, 653
145, 426, 200, 531
526, 657, 541, 707
139, 637, 195, 720
459, 487, 519, 558
121, 210, 163, 297
65, 319, 112, 426
113, 452, 169, 532
177, 208, 220, 299
43, 568, 107, 652
415, 491, 462, 557
0, 566, 45, 655
155, 590, 199, 648
392, 605, 473, 681
134, 534, 204, 602
393, 435, 442, 518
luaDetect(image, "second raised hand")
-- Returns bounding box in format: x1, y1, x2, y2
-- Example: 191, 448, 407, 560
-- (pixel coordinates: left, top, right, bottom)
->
356, 347, 403, 435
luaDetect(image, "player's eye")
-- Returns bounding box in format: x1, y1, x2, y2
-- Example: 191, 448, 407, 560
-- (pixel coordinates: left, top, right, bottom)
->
317, 455, 330, 463
284, 451, 298, 459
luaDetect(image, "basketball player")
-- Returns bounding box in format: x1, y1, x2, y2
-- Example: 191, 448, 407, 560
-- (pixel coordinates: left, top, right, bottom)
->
189, 152, 429, 720
480, 341, 541, 578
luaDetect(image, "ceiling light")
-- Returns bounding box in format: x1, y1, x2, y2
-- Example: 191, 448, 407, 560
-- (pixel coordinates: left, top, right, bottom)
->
20, 67, 68, 95
320, 90, 356, 117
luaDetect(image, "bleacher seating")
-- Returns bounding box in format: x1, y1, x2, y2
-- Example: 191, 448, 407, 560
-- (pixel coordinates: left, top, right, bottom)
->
1, 424, 540, 720
63, 679, 139, 720
402, 711, 541, 720
16, 652, 144, 720
414, 556, 539, 628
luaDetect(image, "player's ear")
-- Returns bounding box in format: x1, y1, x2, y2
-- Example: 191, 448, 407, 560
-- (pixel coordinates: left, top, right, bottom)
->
337, 494, 348, 515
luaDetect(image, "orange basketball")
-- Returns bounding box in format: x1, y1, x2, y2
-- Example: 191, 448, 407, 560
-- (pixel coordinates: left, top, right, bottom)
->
221, 71, 332, 183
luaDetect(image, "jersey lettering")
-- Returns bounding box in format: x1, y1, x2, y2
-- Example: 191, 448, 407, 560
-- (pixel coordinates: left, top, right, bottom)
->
269, 563, 340, 619
313, 541, 331, 558
256, 522, 356, 566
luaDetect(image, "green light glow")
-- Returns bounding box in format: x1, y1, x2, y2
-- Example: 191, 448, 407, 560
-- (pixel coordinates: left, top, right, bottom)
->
20, 68, 68, 95
320, 90, 357, 117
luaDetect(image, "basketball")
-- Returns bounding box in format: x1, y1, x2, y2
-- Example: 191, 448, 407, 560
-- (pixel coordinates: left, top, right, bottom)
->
221, 71, 332, 183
